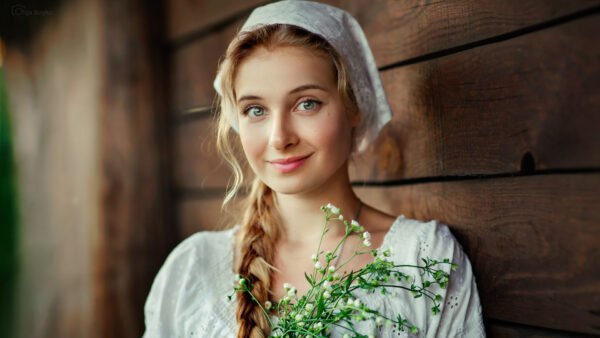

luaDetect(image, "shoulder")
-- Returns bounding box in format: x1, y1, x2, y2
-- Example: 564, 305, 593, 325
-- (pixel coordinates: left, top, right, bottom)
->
381, 217, 485, 336
142, 226, 240, 337
159, 227, 237, 274
384, 215, 460, 261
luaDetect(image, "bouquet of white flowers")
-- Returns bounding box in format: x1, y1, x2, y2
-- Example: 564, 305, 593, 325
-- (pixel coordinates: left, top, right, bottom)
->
231, 204, 456, 337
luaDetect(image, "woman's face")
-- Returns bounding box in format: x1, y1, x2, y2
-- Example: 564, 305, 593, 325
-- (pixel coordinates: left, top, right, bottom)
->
234, 45, 359, 195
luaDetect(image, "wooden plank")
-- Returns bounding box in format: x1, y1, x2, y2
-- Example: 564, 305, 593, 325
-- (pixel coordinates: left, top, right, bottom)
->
486, 319, 599, 337
352, 174, 600, 334
177, 195, 240, 238
97, 1, 177, 337
173, 115, 249, 190
321, 0, 599, 68
173, 15, 600, 189
167, 0, 268, 41
170, 19, 243, 114
353, 14, 600, 181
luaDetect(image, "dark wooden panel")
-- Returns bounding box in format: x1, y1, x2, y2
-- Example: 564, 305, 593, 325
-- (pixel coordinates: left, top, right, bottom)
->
167, 0, 268, 40
173, 15, 600, 189
97, 1, 177, 337
353, 174, 600, 334
173, 115, 249, 190
177, 193, 241, 238
486, 319, 599, 337
322, 0, 598, 68
352, 14, 600, 181
170, 19, 243, 114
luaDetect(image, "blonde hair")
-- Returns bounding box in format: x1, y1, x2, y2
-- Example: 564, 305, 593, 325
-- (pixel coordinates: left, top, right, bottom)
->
213, 24, 359, 338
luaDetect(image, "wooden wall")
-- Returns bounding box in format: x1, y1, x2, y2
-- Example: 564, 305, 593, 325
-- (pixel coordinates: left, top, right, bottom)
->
166, 0, 600, 336
4, 0, 175, 337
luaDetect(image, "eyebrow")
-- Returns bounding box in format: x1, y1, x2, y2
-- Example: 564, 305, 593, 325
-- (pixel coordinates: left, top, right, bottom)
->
236, 84, 328, 104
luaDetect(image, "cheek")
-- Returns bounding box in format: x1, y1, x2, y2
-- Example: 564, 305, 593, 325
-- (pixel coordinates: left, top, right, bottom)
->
309, 113, 352, 153
239, 131, 265, 166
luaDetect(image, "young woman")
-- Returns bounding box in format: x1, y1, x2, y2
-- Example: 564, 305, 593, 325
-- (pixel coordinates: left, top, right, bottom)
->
143, 1, 484, 337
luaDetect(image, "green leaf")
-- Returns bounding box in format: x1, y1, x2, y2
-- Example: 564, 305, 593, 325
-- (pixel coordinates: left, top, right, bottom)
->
304, 272, 314, 286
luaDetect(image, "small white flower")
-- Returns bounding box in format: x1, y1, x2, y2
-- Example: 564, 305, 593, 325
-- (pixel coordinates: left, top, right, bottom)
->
323, 290, 331, 299
343, 334, 350, 338
265, 301, 272, 310
283, 283, 292, 291
306, 303, 314, 310
314, 322, 323, 330
362, 231, 371, 241
323, 280, 332, 291
334, 273, 341, 280
328, 265, 336, 272
311, 253, 318, 262
338, 214, 344, 221
295, 313, 303, 321
326, 203, 341, 215
363, 239, 372, 247
314, 261, 323, 270
353, 299, 361, 307
376, 317, 384, 326
287, 287, 297, 297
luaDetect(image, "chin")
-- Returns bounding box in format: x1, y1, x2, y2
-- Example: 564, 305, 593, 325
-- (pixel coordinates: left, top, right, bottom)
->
264, 177, 322, 196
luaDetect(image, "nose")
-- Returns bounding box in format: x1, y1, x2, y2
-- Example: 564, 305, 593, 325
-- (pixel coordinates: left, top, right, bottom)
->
268, 111, 298, 150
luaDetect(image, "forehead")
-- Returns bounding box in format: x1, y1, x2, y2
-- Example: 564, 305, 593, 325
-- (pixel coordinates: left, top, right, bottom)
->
234, 46, 336, 99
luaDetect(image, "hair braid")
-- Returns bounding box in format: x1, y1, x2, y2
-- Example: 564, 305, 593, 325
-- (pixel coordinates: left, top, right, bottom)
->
236, 178, 280, 338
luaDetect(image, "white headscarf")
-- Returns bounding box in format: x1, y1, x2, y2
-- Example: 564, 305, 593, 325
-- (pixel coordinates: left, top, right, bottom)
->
213, 0, 393, 153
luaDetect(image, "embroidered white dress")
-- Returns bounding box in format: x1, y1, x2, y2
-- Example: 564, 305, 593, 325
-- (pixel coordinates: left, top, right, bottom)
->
142, 215, 485, 337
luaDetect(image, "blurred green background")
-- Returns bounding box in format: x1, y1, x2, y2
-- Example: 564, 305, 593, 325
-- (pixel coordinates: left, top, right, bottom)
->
0, 56, 19, 338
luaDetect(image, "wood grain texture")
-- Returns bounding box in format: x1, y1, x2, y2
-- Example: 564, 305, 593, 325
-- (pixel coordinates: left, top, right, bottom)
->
97, 0, 176, 337
177, 195, 241, 238
170, 19, 243, 114
173, 115, 247, 190
320, 0, 599, 67
352, 14, 600, 181
173, 15, 600, 189
353, 174, 600, 334
486, 319, 600, 337
167, 0, 268, 41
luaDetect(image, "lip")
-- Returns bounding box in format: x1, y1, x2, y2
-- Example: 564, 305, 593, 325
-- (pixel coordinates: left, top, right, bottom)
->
269, 154, 312, 173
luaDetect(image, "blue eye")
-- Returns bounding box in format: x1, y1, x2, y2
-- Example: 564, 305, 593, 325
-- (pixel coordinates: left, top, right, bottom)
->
244, 106, 265, 117
298, 99, 321, 111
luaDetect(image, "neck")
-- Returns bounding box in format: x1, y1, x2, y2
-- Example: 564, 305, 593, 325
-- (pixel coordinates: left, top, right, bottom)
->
273, 162, 360, 244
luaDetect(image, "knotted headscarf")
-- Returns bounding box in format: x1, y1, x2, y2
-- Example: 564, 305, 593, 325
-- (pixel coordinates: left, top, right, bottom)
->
213, 0, 392, 153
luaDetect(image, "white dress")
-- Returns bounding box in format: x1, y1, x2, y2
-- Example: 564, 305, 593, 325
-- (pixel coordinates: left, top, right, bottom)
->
142, 215, 486, 337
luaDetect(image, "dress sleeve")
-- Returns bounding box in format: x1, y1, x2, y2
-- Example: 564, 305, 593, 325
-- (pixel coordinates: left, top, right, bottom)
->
142, 234, 201, 338
426, 221, 486, 337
